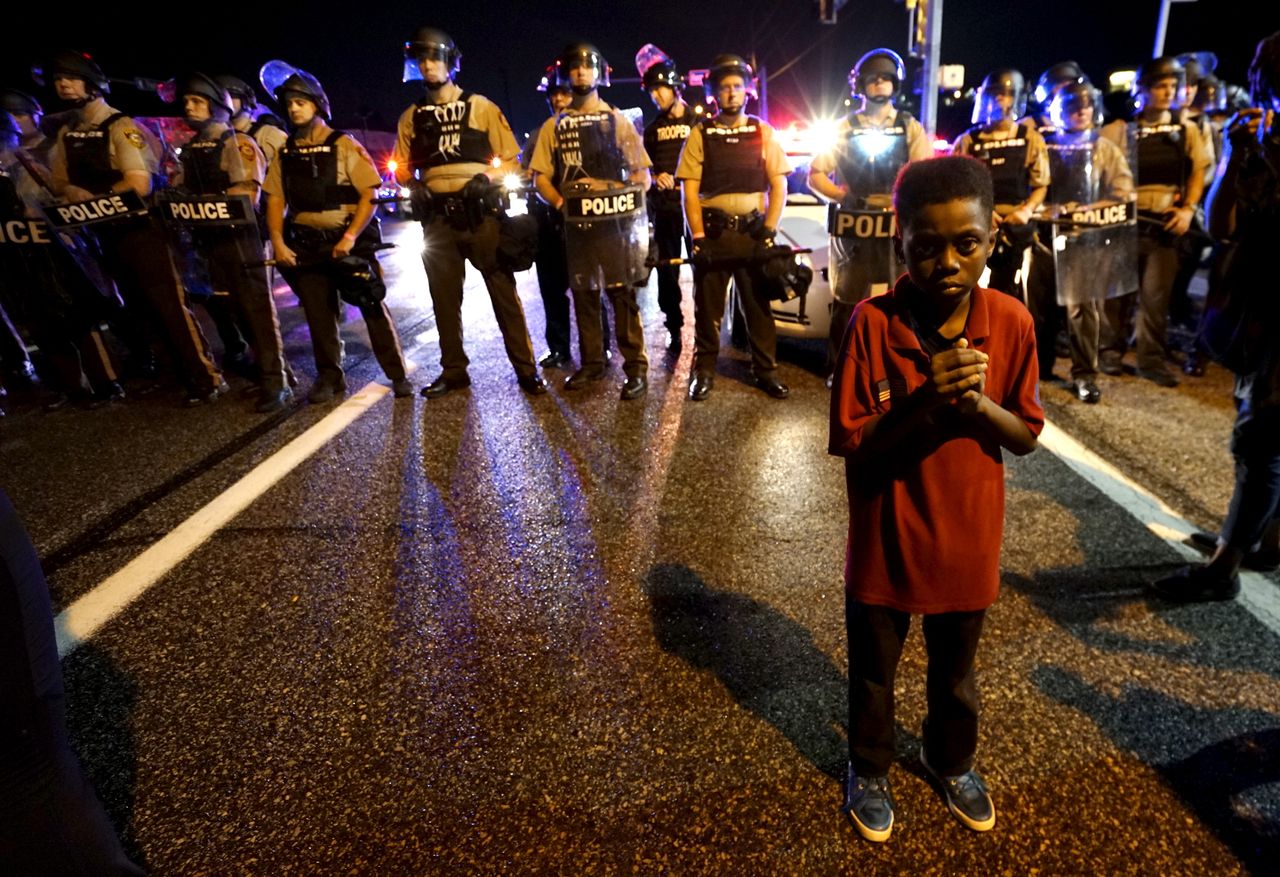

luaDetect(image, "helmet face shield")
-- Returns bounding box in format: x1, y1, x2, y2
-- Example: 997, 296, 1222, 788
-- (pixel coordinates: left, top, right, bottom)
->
1049, 82, 1101, 130
403, 28, 461, 83
972, 70, 1027, 125
849, 49, 905, 103
556, 45, 610, 90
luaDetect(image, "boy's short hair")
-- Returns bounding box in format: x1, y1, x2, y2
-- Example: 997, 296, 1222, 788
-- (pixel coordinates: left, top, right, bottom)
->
893, 155, 994, 226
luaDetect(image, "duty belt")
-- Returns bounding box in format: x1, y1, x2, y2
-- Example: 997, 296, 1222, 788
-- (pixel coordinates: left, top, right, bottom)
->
702, 207, 762, 233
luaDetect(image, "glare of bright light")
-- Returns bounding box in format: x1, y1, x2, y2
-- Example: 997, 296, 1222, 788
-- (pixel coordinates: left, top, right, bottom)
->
490, 155, 502, 168
931, 138, 951, 155
693, 105, 704, 114
387, 159, 398, 174
1109, 70, 1136, 93
502, 173, 522, 192
807, 118, 842, 155
855, 130, 892, 157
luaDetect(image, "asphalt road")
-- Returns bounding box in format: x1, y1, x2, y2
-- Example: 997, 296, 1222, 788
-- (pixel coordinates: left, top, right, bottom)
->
1, 218, 1276, 874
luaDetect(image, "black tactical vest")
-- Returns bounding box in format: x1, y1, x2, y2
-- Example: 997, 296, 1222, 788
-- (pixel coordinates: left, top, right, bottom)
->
553, 110, 627, 186
1133, 122, 1186, 189
1044, 131, 1099, 205
181, 127, 234, 194
63, 111, 128, 195
834, 111, 911, 204
409, 92, 493, 171
700, 117, 767, 197
644, 111, 692, 176
279, 129, 359, 212
966, 122, 1031, 204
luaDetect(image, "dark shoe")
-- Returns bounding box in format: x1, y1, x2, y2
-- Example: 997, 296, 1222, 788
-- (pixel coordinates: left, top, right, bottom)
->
1099, 351, 1123, 376
1186, 532, 1280, 572
688, 372, 713, 401
1136, 365, 1179, 388
539, 350, 571, 369
308, 377, 348, 404
564, 368, 605, 391
1039, 367, 1059, 383
1183, 353, 1206, 377
620, 375, 647, 400
1149, 565, 1241, 602
921, 747, 996, 832
1187, 531, 1219, 554
1073, 378, 1101, 404
841, 764, 893, 843
42, 392, 74, 412
666, 328, 683, 349
421, 374, 471, 399
223, 350, 256, 380
95, 381, 126, 405
255, 387, 294, 413
184, 380, 230, 407
754, 375, 790, 399
391, 379, 414, 398
518, 374, 549, 396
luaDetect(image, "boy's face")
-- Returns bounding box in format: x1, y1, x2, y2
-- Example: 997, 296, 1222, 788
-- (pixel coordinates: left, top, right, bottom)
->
898, 196, 995, 303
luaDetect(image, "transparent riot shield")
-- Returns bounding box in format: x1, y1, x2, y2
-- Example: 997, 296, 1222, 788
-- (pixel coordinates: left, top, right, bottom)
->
155, 191, 264, 299
554, 111, 628, 188
563, 182, 650, 292
1049, 201, 1138, 305
826, 204, 901, 304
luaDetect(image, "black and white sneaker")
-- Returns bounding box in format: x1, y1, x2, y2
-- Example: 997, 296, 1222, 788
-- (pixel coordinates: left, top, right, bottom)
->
841, 763, 893, 842
920, 747, 996, 832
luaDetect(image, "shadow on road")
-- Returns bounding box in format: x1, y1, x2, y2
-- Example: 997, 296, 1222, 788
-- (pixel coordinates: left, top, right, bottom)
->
642, 562, 848, 780
1033, 664, 1280, 873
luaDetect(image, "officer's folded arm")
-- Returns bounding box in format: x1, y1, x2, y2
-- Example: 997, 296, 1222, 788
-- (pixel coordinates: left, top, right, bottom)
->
532, 172, 563, 212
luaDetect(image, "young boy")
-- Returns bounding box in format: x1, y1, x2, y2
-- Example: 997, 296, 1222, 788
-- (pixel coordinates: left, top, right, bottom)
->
828, 155, 1043, 842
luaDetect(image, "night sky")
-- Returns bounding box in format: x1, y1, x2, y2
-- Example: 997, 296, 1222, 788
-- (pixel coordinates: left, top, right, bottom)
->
5, 0, 1278, 147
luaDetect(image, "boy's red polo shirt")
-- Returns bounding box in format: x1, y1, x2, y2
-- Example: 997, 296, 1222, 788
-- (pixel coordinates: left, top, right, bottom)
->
829, 280, 1045, 614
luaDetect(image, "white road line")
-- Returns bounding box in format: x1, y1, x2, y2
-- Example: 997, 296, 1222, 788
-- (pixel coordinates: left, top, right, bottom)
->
1039, 419, 1280, 634
54, 381, 400, 658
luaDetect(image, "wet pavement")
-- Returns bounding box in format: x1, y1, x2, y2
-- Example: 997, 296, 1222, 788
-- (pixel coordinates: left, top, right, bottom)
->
2, 218, 1277, 874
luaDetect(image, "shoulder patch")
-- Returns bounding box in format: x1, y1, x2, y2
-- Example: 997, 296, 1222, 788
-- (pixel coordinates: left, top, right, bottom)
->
237, 136, 259, 163
123, 128, 146, 150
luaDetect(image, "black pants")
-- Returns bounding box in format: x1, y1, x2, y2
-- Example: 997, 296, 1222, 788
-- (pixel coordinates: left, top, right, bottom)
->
651, 204, 687, 332
845, 596, 986, 777
0, 490, 144, 875
533, 203, 572, 359
692, 227, 778, 378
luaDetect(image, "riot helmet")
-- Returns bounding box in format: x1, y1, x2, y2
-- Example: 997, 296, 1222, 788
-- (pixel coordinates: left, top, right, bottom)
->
556, 42, 611, 93
1032, 60, 1087, 111
705, 53, 758, 105
1, 89, 43, 119
333, 255, 387, 309
403, 27, 461, 85
1134, 56, 1186, 110
972, 68, 1027, 125
1049, 80, 1102, 132
177, 72, 234, 120
264, 61, 331, 121
1174, 51, 1218, 87
642, 60, 684, 92
1192, 75, 1227, 114
848, 49, 905, 104
215, 75, 258, 111
537, 64, 572, 113
636, 44, 684, 92
33, 50, 110, 107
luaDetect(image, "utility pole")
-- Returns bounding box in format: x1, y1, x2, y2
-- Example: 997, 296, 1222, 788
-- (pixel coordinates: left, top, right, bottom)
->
907, 0, 944, 138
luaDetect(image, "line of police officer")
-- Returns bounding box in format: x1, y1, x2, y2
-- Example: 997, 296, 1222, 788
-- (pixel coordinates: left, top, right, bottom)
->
0, 40, 1231, 416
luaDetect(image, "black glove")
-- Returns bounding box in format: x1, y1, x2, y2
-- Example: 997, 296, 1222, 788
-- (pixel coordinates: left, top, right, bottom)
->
690, 236, 708, 264
462, 173, 492, 203
753, 225, 777, 249
408, 182, 433, 222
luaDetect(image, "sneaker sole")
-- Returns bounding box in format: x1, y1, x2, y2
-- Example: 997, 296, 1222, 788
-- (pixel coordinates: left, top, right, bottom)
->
920, 749, 997, 833
846, 809, 893, 843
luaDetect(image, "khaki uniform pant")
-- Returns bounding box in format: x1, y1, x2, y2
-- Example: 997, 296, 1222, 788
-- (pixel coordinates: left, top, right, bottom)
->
200, 228, 289, 393
421, 215, 537, 381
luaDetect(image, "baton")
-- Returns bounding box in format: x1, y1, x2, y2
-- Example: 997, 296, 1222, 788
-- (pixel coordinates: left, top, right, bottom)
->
649, 246, 813, 269
243, 241, 396, 270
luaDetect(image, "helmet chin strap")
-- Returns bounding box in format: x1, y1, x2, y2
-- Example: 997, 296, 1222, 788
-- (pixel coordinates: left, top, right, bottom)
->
425, 77, 450, 92
571, 83, 594, 97
865, 93, 891, 105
